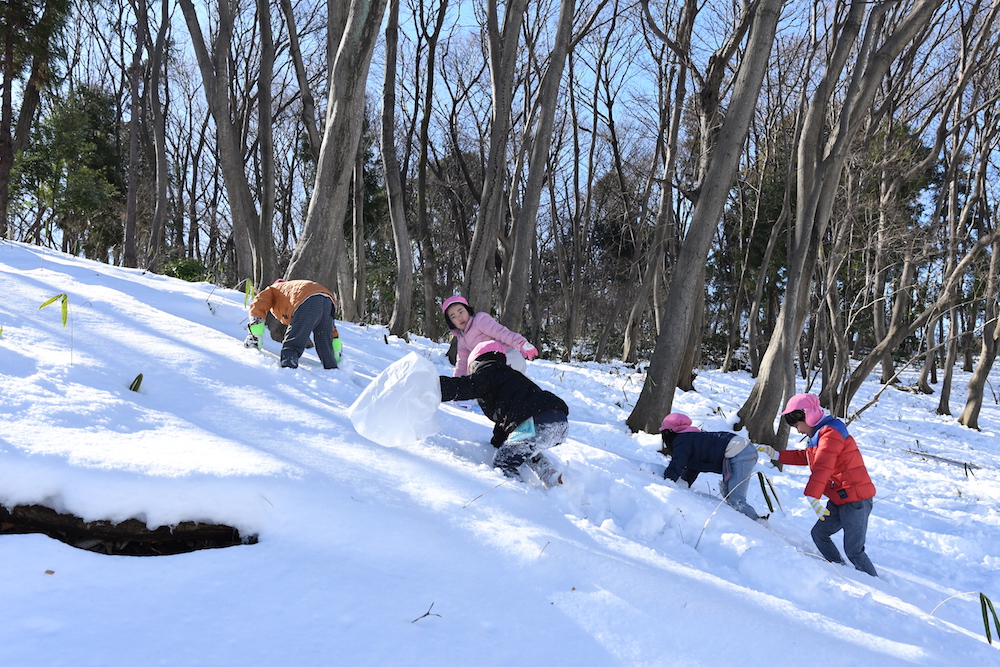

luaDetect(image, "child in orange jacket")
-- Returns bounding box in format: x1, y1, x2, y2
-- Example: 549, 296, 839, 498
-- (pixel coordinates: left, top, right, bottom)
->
759, 393, 877, 576
245, 279, 339, 369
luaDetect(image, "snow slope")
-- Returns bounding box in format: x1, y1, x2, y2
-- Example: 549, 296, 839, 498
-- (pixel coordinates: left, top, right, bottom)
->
1, 239, 998, 666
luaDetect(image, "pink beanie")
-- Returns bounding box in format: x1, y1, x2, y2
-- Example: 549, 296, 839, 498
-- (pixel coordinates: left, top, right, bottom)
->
659, 412, 701, 433
470, 340, 507, 363
782, 393, 824, 427
441, 295, 469, 314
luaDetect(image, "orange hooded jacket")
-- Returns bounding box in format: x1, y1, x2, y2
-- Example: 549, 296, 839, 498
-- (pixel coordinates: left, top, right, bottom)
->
249, 280, 337, 326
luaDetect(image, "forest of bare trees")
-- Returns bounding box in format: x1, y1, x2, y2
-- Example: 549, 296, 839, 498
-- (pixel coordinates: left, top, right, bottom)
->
2, 0, 999, 443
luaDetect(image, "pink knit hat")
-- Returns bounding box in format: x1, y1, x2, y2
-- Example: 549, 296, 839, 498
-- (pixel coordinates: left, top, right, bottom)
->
659, 412, 701, 433
782, 393, 824, 427
441, 295, 469, 314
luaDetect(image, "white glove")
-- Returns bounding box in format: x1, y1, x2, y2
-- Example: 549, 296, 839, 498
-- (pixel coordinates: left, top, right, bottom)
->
756, 444, 779, 460
808, 497, 830, 521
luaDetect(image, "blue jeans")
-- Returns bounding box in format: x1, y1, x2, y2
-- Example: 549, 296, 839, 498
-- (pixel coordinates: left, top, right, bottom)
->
720, 444, 760, 520
811, 498, 878, 577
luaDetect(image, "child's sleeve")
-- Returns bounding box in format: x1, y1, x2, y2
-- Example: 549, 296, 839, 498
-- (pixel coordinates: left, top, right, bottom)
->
454, 337, 471, 377
777, 449, 809, 466
439, 375, 478, 402
663, 443, 691, 482
248, 288, 274, 320
477, 314, 528, 349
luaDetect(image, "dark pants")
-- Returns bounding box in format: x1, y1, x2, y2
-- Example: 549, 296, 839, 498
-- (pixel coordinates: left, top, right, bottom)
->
811, 498, 877, 577
494, 410, 568, 475
280, 294, 337, 369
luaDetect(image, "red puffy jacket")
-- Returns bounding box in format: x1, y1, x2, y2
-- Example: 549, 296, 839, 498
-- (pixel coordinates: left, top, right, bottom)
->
778, 417, 876, 504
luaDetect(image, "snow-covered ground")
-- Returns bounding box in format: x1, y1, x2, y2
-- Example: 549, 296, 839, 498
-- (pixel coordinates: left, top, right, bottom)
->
1, 239, 998, 666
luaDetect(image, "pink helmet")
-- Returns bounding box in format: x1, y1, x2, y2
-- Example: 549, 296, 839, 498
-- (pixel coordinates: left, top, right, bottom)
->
659, 412, 701, 433
441, 295, 469, 314
470, 340, 507, 363
782, 393, 824, 427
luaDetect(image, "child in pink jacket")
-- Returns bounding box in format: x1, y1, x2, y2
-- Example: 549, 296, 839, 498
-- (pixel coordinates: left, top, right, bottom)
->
441, 296, 538, 376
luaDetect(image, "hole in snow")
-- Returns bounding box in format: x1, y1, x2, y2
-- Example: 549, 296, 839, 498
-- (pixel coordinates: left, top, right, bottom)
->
0, 504, 257, 556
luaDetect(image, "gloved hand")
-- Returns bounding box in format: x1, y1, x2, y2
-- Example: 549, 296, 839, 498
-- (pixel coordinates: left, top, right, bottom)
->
245, 317, 265, 350
519, 342, 539, 360
755, 444, 779, 460
332, 335, 343, 363
808, 497, 830, 521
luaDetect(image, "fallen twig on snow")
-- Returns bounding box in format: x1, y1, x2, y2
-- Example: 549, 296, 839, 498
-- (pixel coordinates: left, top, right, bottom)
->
411, 602, 442, 623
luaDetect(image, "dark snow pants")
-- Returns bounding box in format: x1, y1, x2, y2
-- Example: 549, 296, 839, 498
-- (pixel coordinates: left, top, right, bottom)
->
280, 294, 338, 369
494, 410, 568, 476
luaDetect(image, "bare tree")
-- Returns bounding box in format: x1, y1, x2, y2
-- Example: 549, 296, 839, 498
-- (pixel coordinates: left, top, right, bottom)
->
959, 229, 1000, 429
461, 0, 529, 312
144, 0, 170, 272
412, 0, 449, 338
738, 0, 950, 443
122, 0, 147, 268
498, 0, 609, 332
380, 0, 414, 336
178, 0, 279, 286
0, 0, 72, 238
285, 0, 388, 318
628, 0, 785, 433
352, 132, 366, 319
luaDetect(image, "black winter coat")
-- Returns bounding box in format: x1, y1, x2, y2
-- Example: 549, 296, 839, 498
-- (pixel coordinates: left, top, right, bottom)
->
439, 359, 568, 447
663, 431, 737, 485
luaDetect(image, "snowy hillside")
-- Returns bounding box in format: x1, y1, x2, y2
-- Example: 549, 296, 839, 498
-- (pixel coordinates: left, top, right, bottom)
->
1, 239, 998, 666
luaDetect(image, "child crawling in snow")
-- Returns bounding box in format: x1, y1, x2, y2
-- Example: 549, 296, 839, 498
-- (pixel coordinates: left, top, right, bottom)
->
658, 412, 763, 520
439, 340, 567, 487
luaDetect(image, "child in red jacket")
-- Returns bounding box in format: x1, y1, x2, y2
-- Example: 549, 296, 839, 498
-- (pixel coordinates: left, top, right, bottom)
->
758, 393, 878, 577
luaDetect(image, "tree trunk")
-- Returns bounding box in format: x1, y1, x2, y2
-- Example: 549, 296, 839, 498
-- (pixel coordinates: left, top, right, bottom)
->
0, 1, 68, 238
628, 0, 784, 432
739, 0, 947, 443
280, 0, 321, 163
123, 0, 145, 268
937, 305, 958, 415
499, 0, 579, 331
622, 2, 691, 365
461, 0, 529, 312
145, 0, 170, 272
959, 235, 1000, 429
414, 0, 448, 337
352, 139, 366, 320
178, 0, 278, 286
380, 0, 413, 337
285, 0, 388, 305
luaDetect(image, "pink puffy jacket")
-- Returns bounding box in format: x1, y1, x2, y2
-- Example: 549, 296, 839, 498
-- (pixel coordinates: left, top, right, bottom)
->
450, 312, 527, 377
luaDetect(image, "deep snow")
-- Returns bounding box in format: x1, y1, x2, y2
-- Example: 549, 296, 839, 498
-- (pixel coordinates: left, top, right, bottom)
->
1, 239, 998, 666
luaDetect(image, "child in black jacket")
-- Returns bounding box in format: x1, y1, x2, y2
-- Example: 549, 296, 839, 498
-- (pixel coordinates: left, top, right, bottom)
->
440, 341, 568, 486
